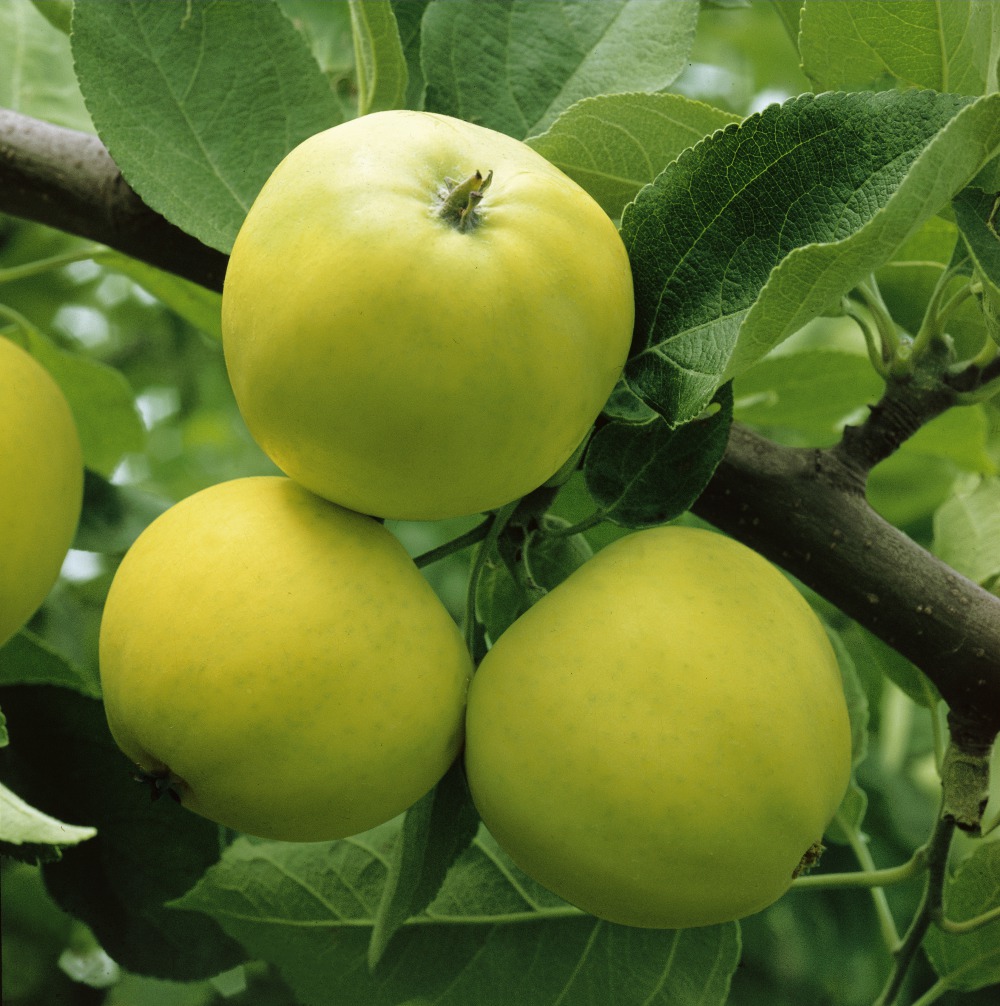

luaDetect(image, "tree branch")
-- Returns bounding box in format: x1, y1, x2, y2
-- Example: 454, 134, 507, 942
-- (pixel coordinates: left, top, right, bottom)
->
3, 110, 1000, 742
0, 109, 226, 291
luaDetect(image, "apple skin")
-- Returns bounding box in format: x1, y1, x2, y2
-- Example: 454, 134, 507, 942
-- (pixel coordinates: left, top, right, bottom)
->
0, 337, 83, 647
464, 525, 852, 929
222, 109, 634, 521
99, 476, 473, 841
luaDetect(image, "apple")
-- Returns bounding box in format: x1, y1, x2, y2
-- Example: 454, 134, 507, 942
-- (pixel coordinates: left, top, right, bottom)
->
99, 476, 473, 841
222, 110, 633, 521
0, 336, 83, 647
464, 525, 852, 928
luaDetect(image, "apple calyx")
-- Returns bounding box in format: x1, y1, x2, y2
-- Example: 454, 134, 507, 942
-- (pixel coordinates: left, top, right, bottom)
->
133, 766, 186, 804
436, 170, 493, 232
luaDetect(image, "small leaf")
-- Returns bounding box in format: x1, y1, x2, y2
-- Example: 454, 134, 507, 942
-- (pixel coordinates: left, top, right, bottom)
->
800, 0, 1000, 95
72, 0, 341, 253
526, 92, 740, 219
422, 0, 699, 139
348, 0, 407, 116
932, 476, 1000, 589
584, 384, 733, 529
924, 841, 1000, 991
368, 760, 479, 970
0, 780, 96, 864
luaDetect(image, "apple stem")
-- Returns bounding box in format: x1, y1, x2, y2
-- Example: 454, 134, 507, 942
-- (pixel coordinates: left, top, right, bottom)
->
436, 170, 493, 232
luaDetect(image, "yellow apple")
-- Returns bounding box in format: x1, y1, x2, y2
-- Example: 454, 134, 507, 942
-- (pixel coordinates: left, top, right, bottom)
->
464, 525, 852, 928
99, 476, 472, 841
0, 336, 83, 647
222, 110, 633, 521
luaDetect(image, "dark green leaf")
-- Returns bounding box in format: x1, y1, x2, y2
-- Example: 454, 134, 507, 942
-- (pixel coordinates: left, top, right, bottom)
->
422, 0, 699, 139
585, 383, 733, 529
0, 685, 245, 980
368, 759, 479, 969
622, 89, 1000, 426
72, 0, 341, 253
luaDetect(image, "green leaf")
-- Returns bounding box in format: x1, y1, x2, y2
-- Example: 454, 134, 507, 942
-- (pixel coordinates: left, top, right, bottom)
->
0, 781, 96, 864
584, 383, 733, 529
733, 350, 883, 446
72, 0, 341, 253
174, 827, 741, 1006
623, 90, 1000, 427
349, 0, 407, 116
526, 93, 740, 219
932, 476, 1000, 589
0, 0, 91, 130
923, 841, 1000, 991
29, 1, 72, 35
422, 0, 699, 139
368, 760, 479, 969
0, 630, 100, 698
0, 685, 245, 980
800, 0, 1000, 95
12, 324, 144, 477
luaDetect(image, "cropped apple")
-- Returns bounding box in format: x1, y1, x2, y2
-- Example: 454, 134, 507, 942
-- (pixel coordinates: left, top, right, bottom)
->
222, 110, 634, 521
0, 336, 83, 647
99, 476, 473, 841
464, 525, 852, 929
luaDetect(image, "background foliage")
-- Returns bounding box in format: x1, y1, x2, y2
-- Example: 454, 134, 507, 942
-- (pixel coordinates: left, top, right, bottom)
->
1, 1, 1000, 1005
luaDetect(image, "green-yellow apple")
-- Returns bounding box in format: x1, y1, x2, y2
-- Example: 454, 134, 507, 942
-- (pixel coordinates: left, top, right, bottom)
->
0, 336, 83, 647
99, 476, 472, 841
464, 525, 852, 928
222, 110, 633, 521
